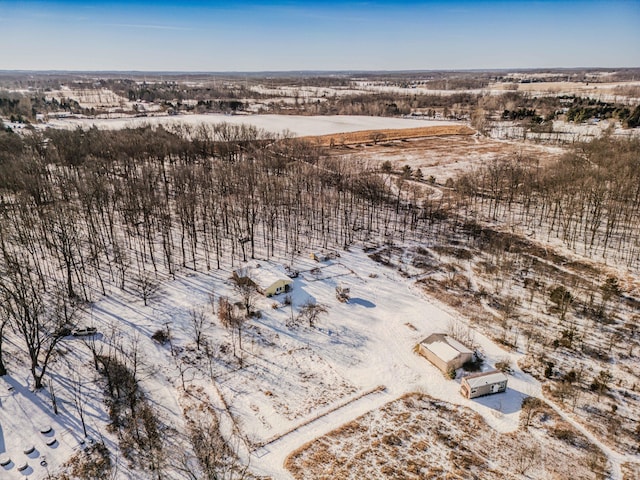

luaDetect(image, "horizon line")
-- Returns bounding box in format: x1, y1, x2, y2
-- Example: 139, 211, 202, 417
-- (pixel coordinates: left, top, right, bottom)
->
1, 67, 639, 77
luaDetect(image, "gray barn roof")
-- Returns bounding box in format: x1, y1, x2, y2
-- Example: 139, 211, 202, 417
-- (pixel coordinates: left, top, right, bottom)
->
462, 370, 508, 389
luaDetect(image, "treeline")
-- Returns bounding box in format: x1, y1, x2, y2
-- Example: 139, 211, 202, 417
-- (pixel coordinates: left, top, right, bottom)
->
113, 80, 258, 104
277, 91, 480, 119
3, 79, 638, 128
455, 136, 640, 269
0, 94, 82, 122
565, 98, 640, 126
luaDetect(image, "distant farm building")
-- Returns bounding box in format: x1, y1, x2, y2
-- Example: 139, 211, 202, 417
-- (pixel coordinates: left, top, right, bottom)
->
310, 251, 339, 262
417, 333, 473, 374
460, 370, 508, 399
233, 263, 293, 297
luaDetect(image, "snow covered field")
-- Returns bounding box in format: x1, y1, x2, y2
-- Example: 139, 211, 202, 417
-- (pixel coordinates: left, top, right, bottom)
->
42, 114, 458, 137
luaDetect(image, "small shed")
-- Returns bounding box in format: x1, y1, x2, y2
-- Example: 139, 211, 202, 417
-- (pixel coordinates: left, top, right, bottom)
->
310, 252, 330, 262
234, 263, 293, 297
460, 370, 508, 399
417, 333, 473, 374
310, 251, 339, 262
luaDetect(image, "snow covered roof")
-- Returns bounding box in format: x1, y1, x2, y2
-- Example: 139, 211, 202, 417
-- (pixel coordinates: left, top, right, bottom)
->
421, 334, 473, 362
236, 263, 292, 291
462, 370, 508, 389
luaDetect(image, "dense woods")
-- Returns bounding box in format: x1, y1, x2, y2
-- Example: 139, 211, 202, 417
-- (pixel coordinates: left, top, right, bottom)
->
0, 123, 433, 385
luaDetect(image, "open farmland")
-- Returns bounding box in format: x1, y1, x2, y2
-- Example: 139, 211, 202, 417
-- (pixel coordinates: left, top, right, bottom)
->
40, 114, 460, 136
324, 132, 566, 181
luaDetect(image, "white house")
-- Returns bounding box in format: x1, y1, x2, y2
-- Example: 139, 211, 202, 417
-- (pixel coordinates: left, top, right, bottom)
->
460, 370, 508, 399
234, 263, 293, 297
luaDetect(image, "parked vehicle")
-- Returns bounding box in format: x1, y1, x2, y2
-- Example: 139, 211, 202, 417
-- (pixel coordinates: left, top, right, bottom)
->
72, 326, 97, 337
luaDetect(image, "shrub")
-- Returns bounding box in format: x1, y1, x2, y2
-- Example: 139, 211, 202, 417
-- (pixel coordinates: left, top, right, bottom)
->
495, 357, 513, 374
544, 361, 555, 378
151, 329, 170, 344
67, 442, 112, 479
462, 357, 483, 372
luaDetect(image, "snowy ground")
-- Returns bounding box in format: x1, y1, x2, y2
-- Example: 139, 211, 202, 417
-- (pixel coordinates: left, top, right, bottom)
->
41, 114, 458, 137
328, 134, 565, 184
1, 246, 539, 479
2, 236, 637, 479
0, 358, 112, 479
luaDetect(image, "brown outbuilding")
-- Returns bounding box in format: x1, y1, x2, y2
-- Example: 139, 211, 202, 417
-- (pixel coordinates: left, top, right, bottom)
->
416, 333, 473, 374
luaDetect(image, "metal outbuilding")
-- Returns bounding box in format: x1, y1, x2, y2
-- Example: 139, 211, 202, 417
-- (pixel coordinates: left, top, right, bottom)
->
417, 333, 473, 374
460, 370, 508, 399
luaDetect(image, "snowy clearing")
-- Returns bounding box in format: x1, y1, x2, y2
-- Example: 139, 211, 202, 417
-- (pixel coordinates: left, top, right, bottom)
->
1, 247, 539, 480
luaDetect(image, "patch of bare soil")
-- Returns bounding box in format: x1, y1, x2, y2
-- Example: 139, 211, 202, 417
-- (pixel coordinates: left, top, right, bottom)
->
285, 393, 608, 480
302, 124, 475, 147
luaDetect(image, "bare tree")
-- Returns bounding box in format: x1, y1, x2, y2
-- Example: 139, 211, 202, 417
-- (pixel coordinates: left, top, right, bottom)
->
591, 370, 613, 401
513, 441, 541, 475
218, 296, 245, 356
190, 307, 207, 351
549, 285, 573, 322
296, 300, 328, 328
73, 374, 88, 437
520, 396, 543, 428
232, 268, 258, 318
599, 276, 621, 318
136, 273, 160, 307
0, 290, 10, 375
181, 404, 250, 480
83, 318, 108, 372
0, 255, 79, 389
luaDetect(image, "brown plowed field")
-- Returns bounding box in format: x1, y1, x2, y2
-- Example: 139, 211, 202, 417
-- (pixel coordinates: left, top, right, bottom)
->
302, 124, 475, 146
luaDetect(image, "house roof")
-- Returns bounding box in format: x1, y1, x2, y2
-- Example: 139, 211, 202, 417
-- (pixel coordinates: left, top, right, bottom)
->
462, 370, 508, 389
421, 334, 473, 362
235, 263, 292, 291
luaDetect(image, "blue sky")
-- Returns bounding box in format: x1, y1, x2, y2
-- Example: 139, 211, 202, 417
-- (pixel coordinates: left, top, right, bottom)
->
0, 1, 638, 71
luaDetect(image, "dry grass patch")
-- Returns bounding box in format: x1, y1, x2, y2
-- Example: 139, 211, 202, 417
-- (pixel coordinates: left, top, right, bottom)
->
285, 393, 609, 480
621, 462, 640, 480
